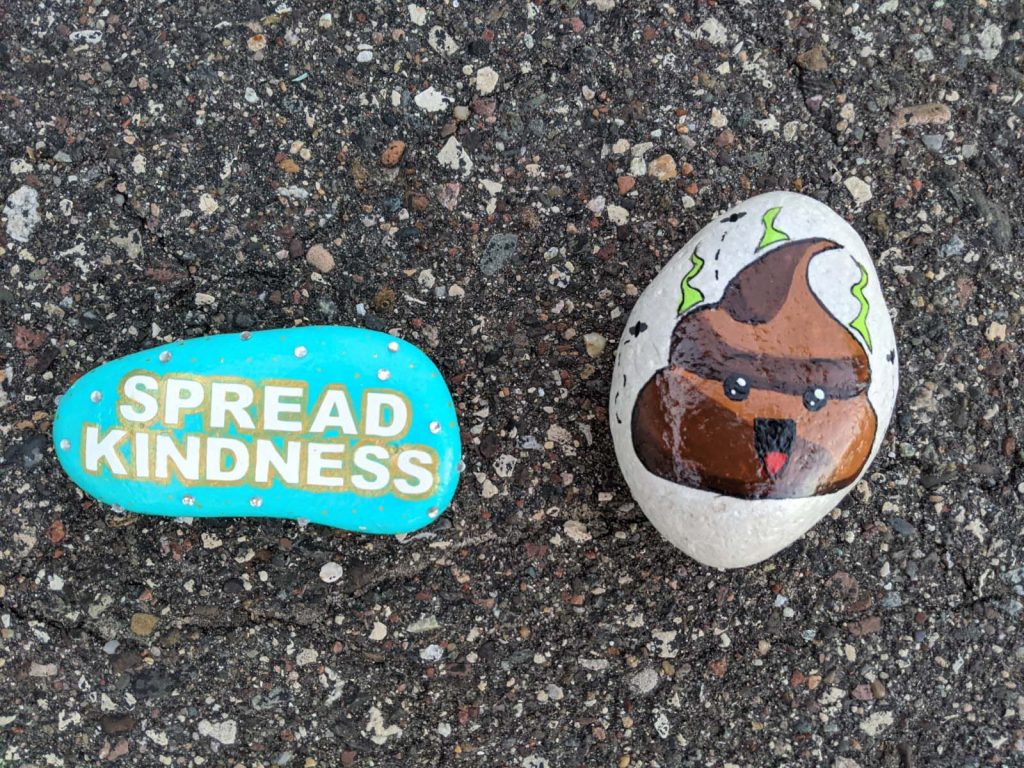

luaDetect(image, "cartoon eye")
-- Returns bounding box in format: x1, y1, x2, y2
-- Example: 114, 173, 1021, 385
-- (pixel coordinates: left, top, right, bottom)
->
724, 374, 750, 402
803, 387, 828, 412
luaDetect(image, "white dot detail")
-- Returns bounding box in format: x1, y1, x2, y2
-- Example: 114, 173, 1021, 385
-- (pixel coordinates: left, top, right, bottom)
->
90, 391, 102, 403
159, 351, 172, 363
429, 421, 442, 434
736, 377, 746, 387
182, 495, 195, 506
456, 460, 466, 473
250, 496, 263, 508
377, 368, 391, 381
814, 388, 826, 400
240, 331, 252, 341
59, 439, 71, 451
387, 341, 400, 353
427, 507, 441, 519
294, 345, 308, 359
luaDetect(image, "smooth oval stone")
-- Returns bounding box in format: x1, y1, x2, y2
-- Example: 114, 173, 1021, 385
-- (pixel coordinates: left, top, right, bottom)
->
610, 192, 898, 568
53, 326, 461, 534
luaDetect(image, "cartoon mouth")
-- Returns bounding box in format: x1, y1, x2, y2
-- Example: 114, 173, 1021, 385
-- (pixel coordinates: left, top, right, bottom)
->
754, 418, 796, 479
763, 451, 788, 477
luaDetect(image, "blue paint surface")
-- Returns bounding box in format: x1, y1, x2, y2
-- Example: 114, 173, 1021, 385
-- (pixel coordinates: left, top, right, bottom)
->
53, 326, 461, 534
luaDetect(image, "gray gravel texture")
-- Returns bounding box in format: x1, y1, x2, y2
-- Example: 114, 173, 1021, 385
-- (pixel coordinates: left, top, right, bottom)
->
2, 1, 1023, 766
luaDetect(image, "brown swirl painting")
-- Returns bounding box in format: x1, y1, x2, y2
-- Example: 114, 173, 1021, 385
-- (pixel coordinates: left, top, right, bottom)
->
631, 237, 877, 500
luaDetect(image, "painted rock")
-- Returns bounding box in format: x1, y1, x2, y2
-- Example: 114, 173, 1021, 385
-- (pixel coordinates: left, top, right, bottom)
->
610, 192, 898, 568
53, 326, 461, 534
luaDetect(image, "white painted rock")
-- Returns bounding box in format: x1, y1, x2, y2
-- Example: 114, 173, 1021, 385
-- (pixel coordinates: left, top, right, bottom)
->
610, 192, 898, 569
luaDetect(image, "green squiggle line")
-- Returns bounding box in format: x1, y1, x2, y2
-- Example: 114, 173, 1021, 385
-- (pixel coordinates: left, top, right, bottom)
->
850, 261, 873, 352
678, 251, 705, 314
758, 207, 790, 249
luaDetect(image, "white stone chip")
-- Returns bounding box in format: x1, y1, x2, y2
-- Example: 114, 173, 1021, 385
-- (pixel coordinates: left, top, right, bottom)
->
844, 176, 873, 205
3, 185, 40, 243
198, 718, 237, 745
564, 520, 592, 543
695, 17, 728, 46
859, 710, 894, 736
977, 23, 1003, 61
437, 136, 473, 177
584, 332, 607, 358
476, 66, 499, 95
408, 3, 426, 25
629, 668, 659, 694
606, 205, 629, 226
985, 321, 1007, 342
414, 87, 452, 112
365, 706, 403, 745
407, 614, 441, 633
319, 562, 344, 583
428, 26, 458, 55
420, 644, 443, 661
198, 193, 219, 214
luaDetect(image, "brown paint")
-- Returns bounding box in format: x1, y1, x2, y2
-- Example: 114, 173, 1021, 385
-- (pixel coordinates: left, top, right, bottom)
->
632, 238, 877, 500
670, 313, 869, 398
718, 239, 833, 323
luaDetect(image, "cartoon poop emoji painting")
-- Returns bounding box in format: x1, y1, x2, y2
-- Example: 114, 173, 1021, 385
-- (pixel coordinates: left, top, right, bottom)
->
631, 237, 877, 500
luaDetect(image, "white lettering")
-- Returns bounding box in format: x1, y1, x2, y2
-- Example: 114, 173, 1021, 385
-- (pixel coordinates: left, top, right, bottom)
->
84, 426, 128, 475
309, 388, 358, 435
135, 432, 150, 478
364, 392, 408, 438
351, 444, 391, 491
307, 442, 345, 487
253, 439, 301, 485
393, 449, 435, 496
209, 381, 255, 430
119, 374, 160, 422
154, 434, 202, 481
206, 437, 249, 482
264, 385, 304, 432
164, 378, 205, 425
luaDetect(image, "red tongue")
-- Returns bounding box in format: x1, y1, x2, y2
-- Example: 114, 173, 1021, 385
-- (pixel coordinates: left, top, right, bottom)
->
764, 451, 788, 477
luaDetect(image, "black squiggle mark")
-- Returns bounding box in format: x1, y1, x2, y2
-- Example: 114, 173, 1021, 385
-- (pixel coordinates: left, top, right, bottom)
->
629, 321, 648, 337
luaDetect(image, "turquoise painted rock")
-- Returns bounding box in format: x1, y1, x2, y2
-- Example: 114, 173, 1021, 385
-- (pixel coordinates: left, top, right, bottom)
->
53, 326, 462, 534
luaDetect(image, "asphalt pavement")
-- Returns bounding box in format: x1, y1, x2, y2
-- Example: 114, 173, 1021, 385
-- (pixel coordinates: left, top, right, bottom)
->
1, 1, 1023, 766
